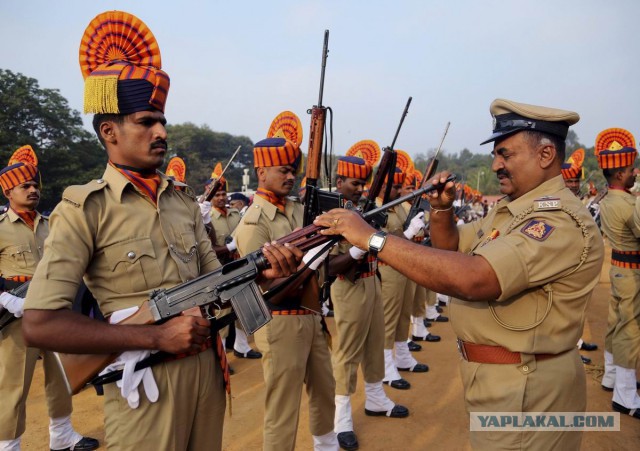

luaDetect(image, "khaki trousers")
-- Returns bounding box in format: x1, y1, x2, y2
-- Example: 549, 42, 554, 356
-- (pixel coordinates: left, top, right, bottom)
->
379, 265, 409, 349
605, 266, 640, 369
103, 350, 226, 450
412, 285, 427, 317
331, 275, 385, 395
254, 314, 335, 451
0, 319, 72, 440
460, 348, 584, 451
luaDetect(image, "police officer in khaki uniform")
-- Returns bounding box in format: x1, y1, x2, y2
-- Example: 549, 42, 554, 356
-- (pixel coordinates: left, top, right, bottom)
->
233, 112, 338, 451
377, 167, 428, 391
21, 11, 298, 450
317, 98, 604, 450
595, 128, 640, 419
328, 143, 408, 451
0, 146, 98, 451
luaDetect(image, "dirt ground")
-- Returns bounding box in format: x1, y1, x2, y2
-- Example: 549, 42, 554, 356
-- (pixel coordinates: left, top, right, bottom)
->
22, 248, 640, 450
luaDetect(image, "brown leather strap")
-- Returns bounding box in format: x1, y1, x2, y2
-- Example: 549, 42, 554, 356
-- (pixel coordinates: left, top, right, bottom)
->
457, 339, 557, 364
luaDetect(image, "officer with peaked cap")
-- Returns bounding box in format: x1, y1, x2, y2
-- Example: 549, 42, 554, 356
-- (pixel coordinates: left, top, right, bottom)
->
20, 11, 299, 450
316, 98, 604, 450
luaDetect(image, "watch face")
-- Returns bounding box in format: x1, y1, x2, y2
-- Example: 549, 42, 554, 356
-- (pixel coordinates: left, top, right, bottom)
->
370, 234, 385, 248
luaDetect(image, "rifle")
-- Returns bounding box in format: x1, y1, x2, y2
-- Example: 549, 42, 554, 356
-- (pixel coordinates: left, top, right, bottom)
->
0, 279, 31, 332
403, 121, 450, 229
57, 173, 456, 395
361, 97, 413, 228
303, 30, 332, 227
200, 145, 242, 203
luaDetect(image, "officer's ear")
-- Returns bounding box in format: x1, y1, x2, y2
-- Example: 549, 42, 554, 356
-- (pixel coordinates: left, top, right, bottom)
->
99, 121, 118, 145
538, 142, 556, 170
256, 167, 267, 183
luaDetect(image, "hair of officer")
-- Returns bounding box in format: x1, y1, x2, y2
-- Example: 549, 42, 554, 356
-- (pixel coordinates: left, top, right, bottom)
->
602, 167, 625, 181
92, 114, 125, 148
521, 130, 566, 163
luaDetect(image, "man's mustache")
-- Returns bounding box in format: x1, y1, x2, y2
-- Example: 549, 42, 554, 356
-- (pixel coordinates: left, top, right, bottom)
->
497, 169, 510, 179
151, 140, 168, 150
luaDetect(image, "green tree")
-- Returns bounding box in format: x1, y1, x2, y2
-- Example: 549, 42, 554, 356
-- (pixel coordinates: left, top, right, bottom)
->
0, 69, 105, 211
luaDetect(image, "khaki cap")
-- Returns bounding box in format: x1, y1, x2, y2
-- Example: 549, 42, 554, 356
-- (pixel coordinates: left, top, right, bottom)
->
481, 98, 580, 145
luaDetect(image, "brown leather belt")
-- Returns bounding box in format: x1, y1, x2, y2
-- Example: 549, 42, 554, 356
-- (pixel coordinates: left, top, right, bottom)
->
457, 339, 558, 364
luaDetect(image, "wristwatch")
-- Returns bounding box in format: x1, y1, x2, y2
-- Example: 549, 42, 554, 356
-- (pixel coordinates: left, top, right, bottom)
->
367, 231, 388, 256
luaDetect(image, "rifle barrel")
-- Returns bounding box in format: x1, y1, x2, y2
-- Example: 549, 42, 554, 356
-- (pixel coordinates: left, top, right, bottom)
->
317, 30, 329, 107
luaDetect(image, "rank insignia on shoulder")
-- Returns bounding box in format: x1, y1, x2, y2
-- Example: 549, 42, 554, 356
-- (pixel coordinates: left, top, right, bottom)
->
533, 197, 561, 211
521, 219, 555, 241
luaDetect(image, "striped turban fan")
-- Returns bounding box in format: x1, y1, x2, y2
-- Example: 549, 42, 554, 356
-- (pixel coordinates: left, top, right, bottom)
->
595, 128, 637, 169
412, 167, 423, 189
384, 167, 406, 186
561, 148, 584, 180
254, 111, 303, 169
338, 140, 379, 180
209, 162, 228, 190
0, 145, 40, 192
165, 157, 186, 183
395, 150, 415, 186
79, 11, 170, 114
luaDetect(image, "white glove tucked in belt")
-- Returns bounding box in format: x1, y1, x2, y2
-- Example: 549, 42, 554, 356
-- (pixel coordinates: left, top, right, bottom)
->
303, 243, 333, 271
99, 306, 159, 409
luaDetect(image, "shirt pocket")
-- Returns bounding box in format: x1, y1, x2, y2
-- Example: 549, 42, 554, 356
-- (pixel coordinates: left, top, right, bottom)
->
103, 238, 163, 294
167, 230, 200, 281
1, 244, 35, 270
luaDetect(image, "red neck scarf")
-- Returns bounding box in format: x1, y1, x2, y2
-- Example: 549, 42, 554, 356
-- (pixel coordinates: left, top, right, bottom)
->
12, 208, 37, 230
215, 206, 227, 217
110, 161, 161, 206
256, 188, 286, 213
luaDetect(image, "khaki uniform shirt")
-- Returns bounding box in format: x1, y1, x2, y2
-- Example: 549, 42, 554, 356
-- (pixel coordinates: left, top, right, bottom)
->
0, 210, 47, 279
25, 164, 220, 316
210, 208, 241, 247
234, 195, 303, 310
451, 176, 604, 354
601, 189, 640, 251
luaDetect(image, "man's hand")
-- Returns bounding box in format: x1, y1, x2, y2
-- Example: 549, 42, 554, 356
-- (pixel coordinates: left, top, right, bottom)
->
154, 315, 211, 354
314, 209, 375, 250
198, 200, 212, 225
261, 242, 303, 279
427, 171, 457, 210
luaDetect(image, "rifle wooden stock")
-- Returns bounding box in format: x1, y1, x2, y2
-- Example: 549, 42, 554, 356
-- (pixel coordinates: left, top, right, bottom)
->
56, 301, 158, 395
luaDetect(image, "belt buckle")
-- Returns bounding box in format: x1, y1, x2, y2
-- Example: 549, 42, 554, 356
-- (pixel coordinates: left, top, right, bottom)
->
456, 338, 468, 361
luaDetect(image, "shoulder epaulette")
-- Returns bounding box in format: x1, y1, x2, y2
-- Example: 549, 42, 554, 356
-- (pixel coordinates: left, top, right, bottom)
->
174, 183, 196, 201
61, 179, 109, 208
243, 203, 262, 225
0, 212, 8, 222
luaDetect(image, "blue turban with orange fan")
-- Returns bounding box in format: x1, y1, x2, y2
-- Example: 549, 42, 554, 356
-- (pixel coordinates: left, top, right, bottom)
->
79, 11, 170, 114
561, 148, 584, 180
165, 157, 186, 183
337, 140, 380, 180
254, 111, 303, 169
594, 128, 637, 169
0, 145, 41, 193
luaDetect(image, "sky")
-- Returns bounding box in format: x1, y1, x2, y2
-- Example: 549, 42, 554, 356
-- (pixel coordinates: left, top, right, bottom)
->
2, 0, 640, 160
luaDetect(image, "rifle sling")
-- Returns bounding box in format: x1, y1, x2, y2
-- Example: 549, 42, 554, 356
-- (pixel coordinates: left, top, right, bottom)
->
89, 312, 238, 387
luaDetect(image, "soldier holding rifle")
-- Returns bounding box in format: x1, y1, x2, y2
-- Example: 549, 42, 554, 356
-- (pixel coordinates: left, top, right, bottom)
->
21, 11, 300, 450
316, 99, 604, 450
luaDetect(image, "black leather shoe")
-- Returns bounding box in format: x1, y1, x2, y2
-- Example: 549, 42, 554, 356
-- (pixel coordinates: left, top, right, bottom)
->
580, 342, 598, 351
51, 436, 100, 451
423, 319, 432, 328
384, 378, 411, 390
438, 299, 447, 307
337, 431, 359, 450
436, 305, 443, 313
612, 401, 640, 419
234, 349, 262, 359
365, 404, 409, 418
427, 315, 449, 322
407, 340, 422, 352
412, 334, 441, 342
398, 363, 429, 373
580, 355, 591, 364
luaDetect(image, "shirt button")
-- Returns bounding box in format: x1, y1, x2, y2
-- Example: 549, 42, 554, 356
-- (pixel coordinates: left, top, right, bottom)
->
97, 179, 104, 184
522, 365, 529, 372
127, 251, 136, 259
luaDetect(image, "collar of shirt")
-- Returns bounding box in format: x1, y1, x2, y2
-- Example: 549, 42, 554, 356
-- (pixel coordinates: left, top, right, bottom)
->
495, 175, 566, 217
214, 206, 227, 217
251, 193, 292, 221
102, 163, 174, 204
255, 188, 286, 213
7, 207, 41, 225
9, 208, 38, 229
